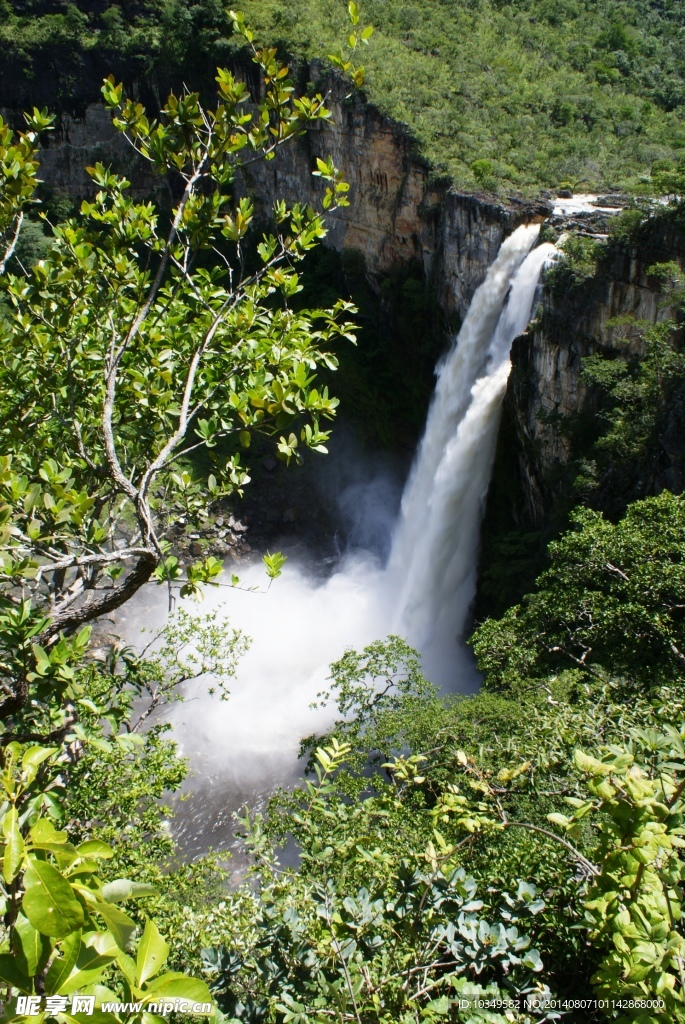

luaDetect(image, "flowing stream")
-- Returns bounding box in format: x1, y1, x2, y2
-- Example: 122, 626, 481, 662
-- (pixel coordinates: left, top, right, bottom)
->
122, 222, 556, 857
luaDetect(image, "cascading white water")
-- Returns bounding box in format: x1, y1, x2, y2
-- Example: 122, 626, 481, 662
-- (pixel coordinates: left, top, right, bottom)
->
121, 222, 557, 855
388, 224, 557, 686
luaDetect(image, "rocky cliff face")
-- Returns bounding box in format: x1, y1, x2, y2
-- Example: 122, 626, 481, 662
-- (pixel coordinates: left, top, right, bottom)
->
10, 71, 684, 547
24, 103, 161, 199
10, 67, 548, 319
473, 214, 685, 620
240, 74, 549, 317
501, 216, 685, 528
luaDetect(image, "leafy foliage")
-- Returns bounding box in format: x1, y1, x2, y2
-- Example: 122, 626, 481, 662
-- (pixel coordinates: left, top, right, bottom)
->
0, 740, 214, 1020
579, 313, 685, 488
4, 9, 685, 1023
200, 740, 556, 1024
0, 8, 372, 1016
207, 0, 685, 193
0, 108, 52, 275
553, 738, 685, 1021
3, 2, 685, 191
471, 492, 685, 692
547, 235, 603, 286
186, 640, 685, 1021
0, 11, 364, 748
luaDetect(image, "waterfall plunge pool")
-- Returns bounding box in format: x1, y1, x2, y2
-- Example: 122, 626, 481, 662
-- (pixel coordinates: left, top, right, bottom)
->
119, 223, 558, 861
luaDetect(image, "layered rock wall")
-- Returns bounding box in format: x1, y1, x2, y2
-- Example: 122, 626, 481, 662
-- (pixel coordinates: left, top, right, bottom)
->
11, 69, 684, 539
8, 69, 547, 319
240, 75, 548, 316
504, 218, 685, 526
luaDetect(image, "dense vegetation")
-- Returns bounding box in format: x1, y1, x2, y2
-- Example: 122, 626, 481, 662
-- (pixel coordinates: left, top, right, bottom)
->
0, 11, 372, 1019
2, 1, 685, 191
3, 5, 685, 1024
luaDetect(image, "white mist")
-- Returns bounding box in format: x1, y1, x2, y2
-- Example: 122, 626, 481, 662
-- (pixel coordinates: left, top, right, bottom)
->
122, 223, 556, 854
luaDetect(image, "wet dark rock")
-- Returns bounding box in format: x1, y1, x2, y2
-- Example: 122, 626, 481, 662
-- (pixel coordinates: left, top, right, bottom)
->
596, 194, 632, 209
500, 214, 685, 527
211, 540, 233, 557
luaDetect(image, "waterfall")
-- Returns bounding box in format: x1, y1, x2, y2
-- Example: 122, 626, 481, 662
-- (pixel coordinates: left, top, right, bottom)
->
122, 222, 557, 856
387, 223, 557, 685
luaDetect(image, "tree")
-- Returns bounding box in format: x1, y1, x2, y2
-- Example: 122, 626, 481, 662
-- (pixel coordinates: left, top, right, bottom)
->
470, 492, 685, 693
0, 741, 215, 1019
578, 307, 685, 495
202, 740, 555, 1024
0, 6, 375, 1015
193, 639, 685, 1022
653, 161, 685, 203
0, 8, 375, 747
0, 108, 52, 275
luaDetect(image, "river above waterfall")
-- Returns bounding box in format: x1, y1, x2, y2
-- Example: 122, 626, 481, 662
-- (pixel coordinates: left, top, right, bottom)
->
120, 223, 557, 861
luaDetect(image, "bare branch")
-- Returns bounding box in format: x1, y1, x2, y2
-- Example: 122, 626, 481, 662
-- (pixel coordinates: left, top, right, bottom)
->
34, 546, 150, 578
503, 821, 600, 877
101, 154, 210, 508
38, 550, 158, 643
605, 561, 630, 582
0, 211, 23, 276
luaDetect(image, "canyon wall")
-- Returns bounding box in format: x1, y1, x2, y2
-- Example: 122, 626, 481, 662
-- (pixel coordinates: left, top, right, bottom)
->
9, 68, 548, 319
7, 71, 685, 553
503, 217, 685, 528
240, 74, 548, 316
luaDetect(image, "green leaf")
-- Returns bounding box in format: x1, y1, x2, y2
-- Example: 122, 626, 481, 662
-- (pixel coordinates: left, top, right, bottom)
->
144, 973, 214, 1007
22, 859, 85, 937
22, 745, 58, 774
3, 806, 25, 883
45, 930, 81, 995
546, 813, 571, 828
75, 840, 114, 861
136, 919, 169, 986
14, 912, 52, 976
95, 902, 137, 951
116, 949, 137, 989
574, 750, 613, 776
424, 996, 450, 1016
60, 1012, 122, 1024
263, 550, 287, 580
57, 932, 119, 994
101, 878, 158, 903
0, 952, 32, 993
29, 819, 68, 846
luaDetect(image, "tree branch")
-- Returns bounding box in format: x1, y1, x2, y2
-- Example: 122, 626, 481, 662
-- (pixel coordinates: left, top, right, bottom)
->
0, 211, 23, 276
35, 546, 151, 578
503, 821, 600, 877
38, 550, 158, 643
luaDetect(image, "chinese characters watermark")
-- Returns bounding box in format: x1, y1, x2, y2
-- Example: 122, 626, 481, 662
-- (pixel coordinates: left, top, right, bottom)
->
14, 995, 212, 1017
17, 996, 95, 1016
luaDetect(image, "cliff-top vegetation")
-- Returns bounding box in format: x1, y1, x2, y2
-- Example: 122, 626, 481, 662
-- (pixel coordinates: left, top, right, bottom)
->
1, 0, 685, 193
